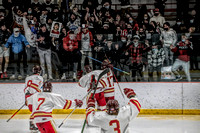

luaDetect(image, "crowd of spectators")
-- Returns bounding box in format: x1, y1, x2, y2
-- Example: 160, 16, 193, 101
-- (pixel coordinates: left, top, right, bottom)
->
0, 0, 199, 82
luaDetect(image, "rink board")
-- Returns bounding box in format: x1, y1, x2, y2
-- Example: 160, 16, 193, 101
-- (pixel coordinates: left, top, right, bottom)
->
0, 82, 200, 115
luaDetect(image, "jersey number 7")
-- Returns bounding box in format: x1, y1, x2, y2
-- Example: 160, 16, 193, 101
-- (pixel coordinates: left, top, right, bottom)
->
36, 98, 45, 110
109, 119, 121, 133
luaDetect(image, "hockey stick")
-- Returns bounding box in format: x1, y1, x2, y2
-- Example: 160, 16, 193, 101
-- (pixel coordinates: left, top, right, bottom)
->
58, 68, 109, 129
7, 103, 26, 122
103, 54, 126, 100
83, 54, 130, 75
58, 76, 96, 128
81, 68, 109, 133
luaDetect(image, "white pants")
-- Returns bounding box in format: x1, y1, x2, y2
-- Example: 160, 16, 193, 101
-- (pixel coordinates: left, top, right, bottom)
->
171, 59, 191, 81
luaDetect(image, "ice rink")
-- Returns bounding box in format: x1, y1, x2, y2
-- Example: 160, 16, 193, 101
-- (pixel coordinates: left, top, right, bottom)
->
0, 114, 200, 133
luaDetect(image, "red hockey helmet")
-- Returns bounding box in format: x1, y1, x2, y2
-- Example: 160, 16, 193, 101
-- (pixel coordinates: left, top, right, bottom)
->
106, 99, 119, 115
101, 59, 112, 70
43, 81, 52, 92
32, 65, 41, 74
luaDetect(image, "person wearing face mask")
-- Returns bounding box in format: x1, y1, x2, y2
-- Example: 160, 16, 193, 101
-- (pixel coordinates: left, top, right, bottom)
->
160, 22, 177, 66
100, 0, 114, 18
4, 27, 30, 80
149, 8, 165, 28
125, 35, 150, 81
170, 34, 193, 82
147, 41, 165, 82
77, 24, 94, 74
62, 30, 80, 80
172, 18, 183, 33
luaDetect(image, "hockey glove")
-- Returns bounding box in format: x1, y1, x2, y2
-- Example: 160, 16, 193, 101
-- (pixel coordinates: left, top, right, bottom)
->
75, 99, 83, 107
124, 88, 136, 98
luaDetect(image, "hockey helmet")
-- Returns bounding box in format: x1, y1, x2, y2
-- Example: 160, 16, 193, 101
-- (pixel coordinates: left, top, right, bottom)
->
32, 65, 41, 74
43, 81, 52, 92
101, 59, 111, 70
84, 65, 92, 73
106, 99, 119, 115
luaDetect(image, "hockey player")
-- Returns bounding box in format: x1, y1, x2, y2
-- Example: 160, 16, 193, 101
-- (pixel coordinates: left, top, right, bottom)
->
27, 81, 83, 133
79, 60, 115, 111
24, 65, 43, 132
86, 88, 141, 133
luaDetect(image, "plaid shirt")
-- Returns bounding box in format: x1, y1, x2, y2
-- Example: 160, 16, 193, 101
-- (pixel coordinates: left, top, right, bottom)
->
148, 48, 165, 67
127, 43, 150, 64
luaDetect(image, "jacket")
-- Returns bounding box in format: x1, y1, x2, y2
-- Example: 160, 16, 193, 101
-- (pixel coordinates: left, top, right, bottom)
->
5, 33, 29, 54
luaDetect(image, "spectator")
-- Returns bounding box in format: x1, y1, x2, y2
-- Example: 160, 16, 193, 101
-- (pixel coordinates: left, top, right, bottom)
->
66, 13, 80, 35
154, 0, 167, 16
149, 8, 165, 28
51, 7, 62, 22
78, 24, 94, 73
41, 0, 55, 12
39, 8, 48, 25
172, 18, 184, 33
0, 22, 11, 79
160, 22, 177, 66
12, 6, 25, 34
170, 34, 193, 82
113, 25, 122, 42
22, 17, 38, 77
36, 24, 53, 80
125, 35, 150, 81
186, 27, 199, 70
114, 14, 126, 29
51, 36, 63, 79
93, 33, 106, 69
186, 9, 199, 30
83, 0, 99, 12
147, 41, 165, 82
100, 0, 115, 18
62, 31, 80, 80
5, 27, 30, 80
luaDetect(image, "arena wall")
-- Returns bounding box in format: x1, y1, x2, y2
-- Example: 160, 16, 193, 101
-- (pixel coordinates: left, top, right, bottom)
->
0, 82, 199, 114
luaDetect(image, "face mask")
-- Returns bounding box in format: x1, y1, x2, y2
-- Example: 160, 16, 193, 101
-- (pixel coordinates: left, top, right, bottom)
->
182, 39, 185, 42
144, 17, 148, 19
134, 42, 138, 47
190, 19, 194, 23
121, 39, 126, 42
105, 6, 109, 9
129, 20, 133, 23
152, 48, 158, 53
177, 22, 181, 25
139, 32, 143, 35
154, 13, 159, 16
14, 28, 20, 37
164, 28, 168, 31
28, 11, 32, 14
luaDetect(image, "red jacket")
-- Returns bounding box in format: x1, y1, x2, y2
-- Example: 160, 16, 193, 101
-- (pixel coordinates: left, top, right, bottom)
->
63, 35, 78, 52
171, 41, 193, 62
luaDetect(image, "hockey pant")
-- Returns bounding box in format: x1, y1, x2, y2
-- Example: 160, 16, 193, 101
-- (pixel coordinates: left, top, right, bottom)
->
36, 120, 57, 133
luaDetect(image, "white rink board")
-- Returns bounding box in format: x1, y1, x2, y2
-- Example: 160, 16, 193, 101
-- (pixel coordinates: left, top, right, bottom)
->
0, 82, 200, 110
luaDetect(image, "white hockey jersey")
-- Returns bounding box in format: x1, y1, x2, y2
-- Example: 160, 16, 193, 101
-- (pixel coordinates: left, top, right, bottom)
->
78, 69, 114, 97
27, 92, 76, 123
86, 98, 141, 133
24, 74, 43, 95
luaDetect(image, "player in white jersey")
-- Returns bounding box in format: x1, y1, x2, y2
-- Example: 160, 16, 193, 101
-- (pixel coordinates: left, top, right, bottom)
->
27, 81, 83, 133
24, 65, 43, 132
79, 62, 114, 111
86, 88, 141, 133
